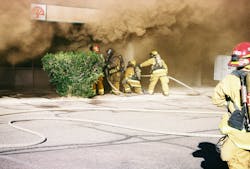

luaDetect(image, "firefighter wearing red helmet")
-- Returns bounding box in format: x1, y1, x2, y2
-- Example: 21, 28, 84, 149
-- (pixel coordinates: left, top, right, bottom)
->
90, 44, 105, 95
212, 42, 250, 169
139, 50, 169, 96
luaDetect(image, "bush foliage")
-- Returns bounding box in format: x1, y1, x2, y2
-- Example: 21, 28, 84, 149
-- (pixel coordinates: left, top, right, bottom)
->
42, 51, 104, 98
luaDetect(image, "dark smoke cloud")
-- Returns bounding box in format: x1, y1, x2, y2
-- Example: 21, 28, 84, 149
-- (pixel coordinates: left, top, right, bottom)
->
0, 0, 249, 85
0, 1, 52, 64
83, 0, 249, 85
0, 0, 77, 64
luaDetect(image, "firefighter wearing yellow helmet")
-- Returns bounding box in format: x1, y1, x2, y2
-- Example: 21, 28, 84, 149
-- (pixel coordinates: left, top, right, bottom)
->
212, 42, 250, 169
139, 50, 169, 96
122, 59, 143, 94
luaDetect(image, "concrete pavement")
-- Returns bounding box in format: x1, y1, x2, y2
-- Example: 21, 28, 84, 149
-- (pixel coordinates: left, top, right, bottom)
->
0, 88, 228, 169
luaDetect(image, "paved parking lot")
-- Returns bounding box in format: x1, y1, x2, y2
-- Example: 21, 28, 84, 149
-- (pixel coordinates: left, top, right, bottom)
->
0, 88, 228, 169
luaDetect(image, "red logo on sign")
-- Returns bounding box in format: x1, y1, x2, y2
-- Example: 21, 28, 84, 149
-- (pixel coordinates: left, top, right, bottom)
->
31, 6, 45, 19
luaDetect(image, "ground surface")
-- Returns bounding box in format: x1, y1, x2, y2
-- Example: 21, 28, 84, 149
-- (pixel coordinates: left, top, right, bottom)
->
0, 88, 228, 169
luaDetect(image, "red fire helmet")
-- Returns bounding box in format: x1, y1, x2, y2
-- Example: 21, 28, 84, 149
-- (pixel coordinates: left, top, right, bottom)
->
90, 44, 100, 53
228, 42, 250, 67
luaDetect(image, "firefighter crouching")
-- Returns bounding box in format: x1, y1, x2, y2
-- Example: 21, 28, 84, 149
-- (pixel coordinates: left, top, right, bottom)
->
212, 42, 250, 169
90, 44, 105, 95
105, 48, 124, 95
122, 59, 143, 94
139, 50, 169, 96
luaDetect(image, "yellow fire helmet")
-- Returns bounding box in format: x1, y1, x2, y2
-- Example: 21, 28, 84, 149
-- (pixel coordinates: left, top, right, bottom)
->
150, 50, 159, 57
128, 59, 136, 66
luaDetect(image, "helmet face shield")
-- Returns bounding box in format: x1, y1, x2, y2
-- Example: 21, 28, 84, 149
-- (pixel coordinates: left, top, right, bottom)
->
231, 54, 239, 62
228, 55, 250, 67
228, 54, 239, 67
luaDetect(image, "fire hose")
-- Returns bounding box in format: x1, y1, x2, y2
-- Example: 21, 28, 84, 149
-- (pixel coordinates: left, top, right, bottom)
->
106, 73, 201, 95
105, 68, 124, 95
141, 75, 201, 95
0, 73, 215, 149
0, 107, 223, 149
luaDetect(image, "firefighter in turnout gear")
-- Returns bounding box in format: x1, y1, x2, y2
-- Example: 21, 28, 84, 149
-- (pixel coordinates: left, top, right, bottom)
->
212, 42, 250, 169
122, 59, 143, 94
139, 50, 169, 96
90, 44, 105, 95
105, 48, 124, 95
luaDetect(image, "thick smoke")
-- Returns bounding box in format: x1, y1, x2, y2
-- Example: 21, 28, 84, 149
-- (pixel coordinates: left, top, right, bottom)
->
0, 0, 249, 86
0, 0, 77, 64
86, 0, 250, 85
0, 1, 52, 64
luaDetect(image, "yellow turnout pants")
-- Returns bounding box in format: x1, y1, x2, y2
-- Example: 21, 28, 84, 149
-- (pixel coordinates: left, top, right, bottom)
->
123, 79, 142, 94
109, 72, 121, 95
148, 69, 169, 95
93, 76, 104, 95
221, 137, 250, 169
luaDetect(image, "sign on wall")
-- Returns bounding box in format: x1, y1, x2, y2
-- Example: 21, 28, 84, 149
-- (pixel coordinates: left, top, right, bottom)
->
30, 3, 99, 23
31, 3, 47, 21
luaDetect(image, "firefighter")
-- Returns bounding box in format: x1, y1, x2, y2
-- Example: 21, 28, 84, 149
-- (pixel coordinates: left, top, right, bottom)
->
212, 42, 250, 169
122, 59, 143, 94
105, 48, 124, 95
90, 44, 105, 95
139, 50, 169, 96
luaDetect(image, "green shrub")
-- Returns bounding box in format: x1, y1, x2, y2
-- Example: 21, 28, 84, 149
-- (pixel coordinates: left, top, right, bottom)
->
41, 51, 104, 98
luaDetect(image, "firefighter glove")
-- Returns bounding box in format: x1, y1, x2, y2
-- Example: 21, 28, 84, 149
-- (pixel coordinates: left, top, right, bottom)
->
228, 109, 244, 130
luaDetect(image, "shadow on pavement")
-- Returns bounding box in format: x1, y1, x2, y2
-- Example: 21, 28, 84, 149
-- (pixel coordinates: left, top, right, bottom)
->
0, 89, 58, 98
192, 142, 228, 169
